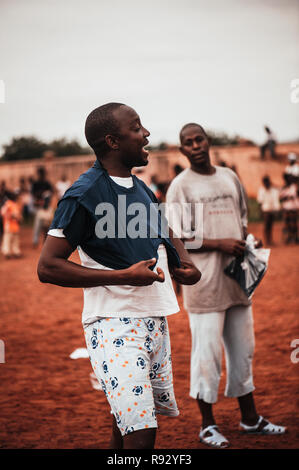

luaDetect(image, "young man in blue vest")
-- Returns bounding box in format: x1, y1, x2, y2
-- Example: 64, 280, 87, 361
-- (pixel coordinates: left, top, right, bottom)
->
37, 103, 201, 449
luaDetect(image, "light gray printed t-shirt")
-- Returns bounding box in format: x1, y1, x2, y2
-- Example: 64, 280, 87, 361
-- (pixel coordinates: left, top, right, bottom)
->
166, 166, 251, 313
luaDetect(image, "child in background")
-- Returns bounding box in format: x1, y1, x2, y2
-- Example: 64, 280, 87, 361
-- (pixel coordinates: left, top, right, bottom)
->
280, 173, 299, 244
1, 192, 22, 258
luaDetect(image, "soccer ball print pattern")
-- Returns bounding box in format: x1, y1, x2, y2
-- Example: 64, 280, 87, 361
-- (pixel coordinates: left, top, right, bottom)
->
84, 316, 179, 436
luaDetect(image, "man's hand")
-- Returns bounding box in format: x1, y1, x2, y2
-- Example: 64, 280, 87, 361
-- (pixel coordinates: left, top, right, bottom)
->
254, 238, 263, 248
171, 260, 201, 285
125, 258, 165, 286
218, 239, 246, 256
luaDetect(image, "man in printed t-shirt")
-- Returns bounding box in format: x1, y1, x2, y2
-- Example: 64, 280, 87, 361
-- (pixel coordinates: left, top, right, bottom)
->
166, 122, 286, 448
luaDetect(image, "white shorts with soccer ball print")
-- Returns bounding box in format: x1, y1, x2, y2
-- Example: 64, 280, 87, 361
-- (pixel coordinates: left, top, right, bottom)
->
84, 316, 179, 436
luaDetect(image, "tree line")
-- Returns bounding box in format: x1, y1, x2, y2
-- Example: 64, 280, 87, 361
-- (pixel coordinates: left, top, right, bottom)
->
1, 136, 92, 161
1, 131, 253, 162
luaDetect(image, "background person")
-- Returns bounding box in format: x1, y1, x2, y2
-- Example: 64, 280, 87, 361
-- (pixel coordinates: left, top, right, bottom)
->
285, 153, 299, 182
1, 191, 22, 259
0, 181, 9, 239
257, 175, 280, 246
166, 122, 286, 449
280, 172, 299, 244
31, 167, 53, 247
55, 174, 71, 201
17, 177, 31, 224
260, 126, 276, 160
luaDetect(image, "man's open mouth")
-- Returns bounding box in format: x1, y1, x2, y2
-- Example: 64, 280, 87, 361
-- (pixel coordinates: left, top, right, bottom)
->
142, 147, 149, 156
142, 140, 149, 156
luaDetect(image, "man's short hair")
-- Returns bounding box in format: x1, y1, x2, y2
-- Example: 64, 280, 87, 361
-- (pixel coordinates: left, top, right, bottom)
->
179, 123, 207, 143
85, 102, 125, 157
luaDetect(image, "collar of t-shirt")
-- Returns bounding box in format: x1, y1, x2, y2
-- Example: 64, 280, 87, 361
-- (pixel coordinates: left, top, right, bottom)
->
109, 176, 133, 188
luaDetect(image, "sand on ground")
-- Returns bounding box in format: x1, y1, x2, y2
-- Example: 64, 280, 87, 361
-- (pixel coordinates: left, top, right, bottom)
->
0, 223, 298, 449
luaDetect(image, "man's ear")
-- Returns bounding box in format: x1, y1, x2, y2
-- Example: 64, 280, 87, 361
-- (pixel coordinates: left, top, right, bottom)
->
105, 134, 119, 151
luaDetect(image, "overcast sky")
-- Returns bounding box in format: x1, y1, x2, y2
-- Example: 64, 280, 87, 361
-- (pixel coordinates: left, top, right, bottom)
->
0, 0, 298, 153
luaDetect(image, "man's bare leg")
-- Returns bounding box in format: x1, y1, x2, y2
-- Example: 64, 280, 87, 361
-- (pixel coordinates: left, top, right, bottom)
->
238, 392, 260, 425
109, 416, 123, 449
123, 428, 156, 449
197, 399, 216, 430
197, 398, 229, 447
238, 391, 286, 433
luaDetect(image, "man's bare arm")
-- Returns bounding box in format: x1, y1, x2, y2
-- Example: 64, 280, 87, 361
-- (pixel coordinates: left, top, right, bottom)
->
168, 227, 194, 264
182, 224, 262, 256
183, 238, 246, 256
168, 228, 201, 285
37, 235, 165, 288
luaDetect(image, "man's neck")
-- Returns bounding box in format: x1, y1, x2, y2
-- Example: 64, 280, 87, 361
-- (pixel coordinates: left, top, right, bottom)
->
98, 158, 132, 177
190, 163, 216, 175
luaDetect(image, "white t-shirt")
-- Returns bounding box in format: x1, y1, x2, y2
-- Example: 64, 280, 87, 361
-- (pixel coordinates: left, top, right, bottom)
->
166, 166, 251, 314
285, 164, 299, 177
48, 175, 179, 326
280, 184, 299, 211
257, 186, 280, 212
56, 180, 71, 200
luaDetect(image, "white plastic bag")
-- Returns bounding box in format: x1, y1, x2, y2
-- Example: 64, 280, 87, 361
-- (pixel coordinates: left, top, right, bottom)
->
224, 234, 270, 297
69, 347, 89, 359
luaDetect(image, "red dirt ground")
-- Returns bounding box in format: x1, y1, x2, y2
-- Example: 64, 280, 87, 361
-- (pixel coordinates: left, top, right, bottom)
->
0, 223, 298, 449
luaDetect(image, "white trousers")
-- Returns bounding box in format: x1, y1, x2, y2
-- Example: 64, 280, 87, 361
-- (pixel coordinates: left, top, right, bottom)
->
188, 305, 255, 404
1, 231, 21, 256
